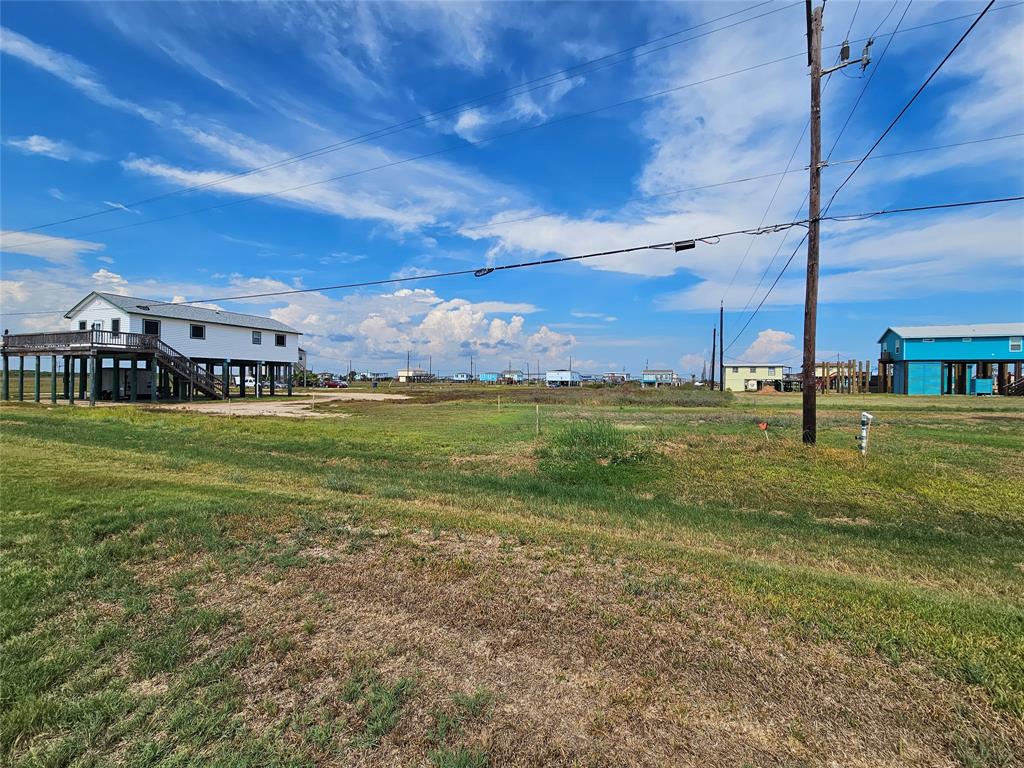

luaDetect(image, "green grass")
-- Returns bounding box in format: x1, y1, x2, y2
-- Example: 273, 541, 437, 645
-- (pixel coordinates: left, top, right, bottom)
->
1, 391, 1022, 764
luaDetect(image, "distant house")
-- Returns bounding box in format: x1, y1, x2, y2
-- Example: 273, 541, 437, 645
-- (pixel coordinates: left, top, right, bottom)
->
499, 369, 524, 384
397, 368, 431, 383
640, 369, 677, 388
546, 369, 582, 387
603, 372, 629, 384
723, 364, 790, 392
451, 372, 473, 383
479, 372, 500, 384
2, 290, 300, 404
878, 323, 1024, 395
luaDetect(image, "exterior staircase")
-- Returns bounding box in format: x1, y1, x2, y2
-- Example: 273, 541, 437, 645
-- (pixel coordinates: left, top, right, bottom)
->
154, 339, 226, 399
1007, 377, 1024, 396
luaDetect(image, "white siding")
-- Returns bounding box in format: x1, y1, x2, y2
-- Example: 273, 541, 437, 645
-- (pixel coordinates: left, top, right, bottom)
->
67, 297, 131, 333
67, 296, 299, 363
129, 316, 299, 362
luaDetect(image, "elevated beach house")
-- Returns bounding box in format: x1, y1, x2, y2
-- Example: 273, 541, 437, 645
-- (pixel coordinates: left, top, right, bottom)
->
2, 291, 301, 404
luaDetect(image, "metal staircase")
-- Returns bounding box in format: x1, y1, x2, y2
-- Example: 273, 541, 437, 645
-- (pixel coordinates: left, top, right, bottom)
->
1007, 377, 1024, 397
154, 339, 225, 399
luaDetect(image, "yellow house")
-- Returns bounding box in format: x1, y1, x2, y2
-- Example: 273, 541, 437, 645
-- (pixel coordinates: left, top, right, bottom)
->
723, 363, 790, 392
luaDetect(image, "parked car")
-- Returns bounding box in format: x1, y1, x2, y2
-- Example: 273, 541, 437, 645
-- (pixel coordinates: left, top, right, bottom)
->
322, 379, 349, 388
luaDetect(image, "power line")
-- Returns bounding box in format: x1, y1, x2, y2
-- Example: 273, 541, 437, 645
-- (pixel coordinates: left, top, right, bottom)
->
723, 192, 1024, 352
460, 130, 1023, 232
3, 1, 1020, 250
4, 195, 1020, 319
822, 0, 995, 214
728, 0, 998, 354
9, 0, 794, 236
824, 0, 913, 164
0, 51, 812, 252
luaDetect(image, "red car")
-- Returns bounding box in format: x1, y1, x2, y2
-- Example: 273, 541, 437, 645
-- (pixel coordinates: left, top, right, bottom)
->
322, 379, 349, 388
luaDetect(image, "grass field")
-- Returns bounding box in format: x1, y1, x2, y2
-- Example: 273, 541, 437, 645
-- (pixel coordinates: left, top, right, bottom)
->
1, 389, 1022, 766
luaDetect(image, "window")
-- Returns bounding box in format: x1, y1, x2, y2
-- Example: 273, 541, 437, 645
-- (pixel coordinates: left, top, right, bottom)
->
895, 340, 901, 354
768, 367, 776, 375
731, 366, 739, 373
111, 318, 120, 334
143, 319, 160, 336
922, 338, 934, 343
962, 338, 972, 342
275, 333, 286, 347
1011, 337, 1023, 352
252, 331, 262, 345
190, 324, 206, 340
749, 367, 757, 373
78, 321, 87, 330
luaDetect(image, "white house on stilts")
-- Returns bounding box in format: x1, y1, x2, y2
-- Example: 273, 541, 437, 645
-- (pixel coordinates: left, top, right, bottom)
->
1, 291, 301, 405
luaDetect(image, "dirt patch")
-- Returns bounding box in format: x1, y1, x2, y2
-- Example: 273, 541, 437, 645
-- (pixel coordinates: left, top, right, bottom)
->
157, 391, 409, 418
137, 528, 1023, 767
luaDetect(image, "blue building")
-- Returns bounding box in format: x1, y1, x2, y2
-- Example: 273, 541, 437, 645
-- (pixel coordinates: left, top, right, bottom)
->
877, 323, 1023, 395
479, 372, 500, 384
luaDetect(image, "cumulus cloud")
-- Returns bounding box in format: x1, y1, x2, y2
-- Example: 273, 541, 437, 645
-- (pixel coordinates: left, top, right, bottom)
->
739, 329, 798, 363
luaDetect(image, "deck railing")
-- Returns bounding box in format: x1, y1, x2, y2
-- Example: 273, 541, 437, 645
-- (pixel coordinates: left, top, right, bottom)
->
2, 330, 157, 351
2, 330, 225, 399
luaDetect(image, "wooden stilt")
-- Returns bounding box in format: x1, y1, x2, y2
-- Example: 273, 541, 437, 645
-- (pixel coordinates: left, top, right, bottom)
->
79, 357, 87, 400
89, 356, 98, 406
18, 356, 26, 401
50, 355, 57, 403
287, 363, 293, 396
1, 354, 8, 401
131, 357, 138, 402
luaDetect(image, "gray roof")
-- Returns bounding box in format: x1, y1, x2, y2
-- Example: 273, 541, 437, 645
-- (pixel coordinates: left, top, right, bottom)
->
879, 323, 1024, 341
67, 292, 300, 334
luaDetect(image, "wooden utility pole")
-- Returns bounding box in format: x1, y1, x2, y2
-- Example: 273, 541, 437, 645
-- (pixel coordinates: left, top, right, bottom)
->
709, 327, 717, 390
802, 1, 823, 443
719, 302, 725, 394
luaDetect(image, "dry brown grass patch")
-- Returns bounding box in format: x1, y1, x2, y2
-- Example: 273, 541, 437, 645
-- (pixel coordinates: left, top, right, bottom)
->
125, 526, 1024, 767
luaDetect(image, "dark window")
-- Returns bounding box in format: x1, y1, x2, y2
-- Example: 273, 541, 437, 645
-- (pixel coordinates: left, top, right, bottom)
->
275, 334, 286, 347
143, 319, 160, 336
252, 331, 262, 345
190, 324, 206, 340
111, 318, 120, 334
78, 321, 87, 330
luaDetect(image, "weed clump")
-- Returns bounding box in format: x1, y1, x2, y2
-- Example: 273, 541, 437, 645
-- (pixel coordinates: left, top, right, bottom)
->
545, 419, 650, 466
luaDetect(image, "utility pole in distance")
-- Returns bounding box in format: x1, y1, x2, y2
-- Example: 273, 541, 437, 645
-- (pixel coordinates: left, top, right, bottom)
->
709, 327, 717, 390
719, 302, 725, 395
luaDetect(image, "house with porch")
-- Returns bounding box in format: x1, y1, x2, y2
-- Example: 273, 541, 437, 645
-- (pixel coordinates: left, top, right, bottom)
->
2, 291, 301, 405
877, 323, 1024, 395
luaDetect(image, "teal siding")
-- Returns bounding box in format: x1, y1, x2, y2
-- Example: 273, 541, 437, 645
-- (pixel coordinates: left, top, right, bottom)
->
907, 362, 942, 395
880, 329, 1023, 362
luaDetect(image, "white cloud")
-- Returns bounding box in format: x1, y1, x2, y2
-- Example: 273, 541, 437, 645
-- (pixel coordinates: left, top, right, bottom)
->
96, 256, 115, 265
678, 353, 706, 375
5, 134, 101, 162
103, 200, 139, 214
738, 329, 798, 364
0, 230, 105, 265
0, 25, 162, 122
48, 188, 65, 200
91, 268, 128, 288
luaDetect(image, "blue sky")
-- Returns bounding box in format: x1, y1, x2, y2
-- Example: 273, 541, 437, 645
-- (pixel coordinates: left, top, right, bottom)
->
1, 0, 1022, 375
